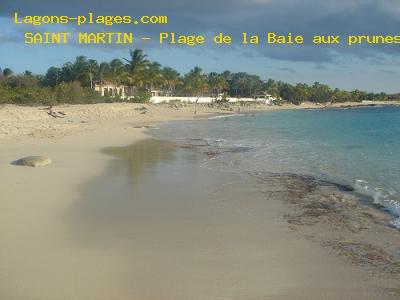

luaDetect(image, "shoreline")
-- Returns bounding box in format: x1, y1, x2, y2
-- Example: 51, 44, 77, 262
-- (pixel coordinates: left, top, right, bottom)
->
148, 110, 400, 296
93, 139, 400, 299
1, 100, 399, 142
0, 101, 399, 299
151, 124, 400, 297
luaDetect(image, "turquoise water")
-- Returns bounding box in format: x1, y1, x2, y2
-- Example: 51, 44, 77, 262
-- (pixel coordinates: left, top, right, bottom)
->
154, 106, 400, 228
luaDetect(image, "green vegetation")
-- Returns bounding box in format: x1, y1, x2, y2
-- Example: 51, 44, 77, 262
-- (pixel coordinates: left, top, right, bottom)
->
0, 49, 397, 106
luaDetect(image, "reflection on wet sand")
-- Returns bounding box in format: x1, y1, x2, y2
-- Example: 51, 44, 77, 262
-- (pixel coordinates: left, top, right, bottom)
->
68, 138, 219, 244
102, 139, 178, 186
64, 138, 385, 299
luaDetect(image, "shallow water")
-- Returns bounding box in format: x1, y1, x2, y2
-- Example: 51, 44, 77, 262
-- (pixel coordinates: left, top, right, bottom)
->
151, 106, 400, 227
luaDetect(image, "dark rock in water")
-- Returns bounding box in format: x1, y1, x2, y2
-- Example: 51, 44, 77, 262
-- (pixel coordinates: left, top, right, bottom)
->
12, 156, 52, 167
224, 146, 252, 153
319, 179, 354, 192
205, 150, 221, 157
253, 170, 400, 278
255, 172, 354, 193
204, 150, 221, 158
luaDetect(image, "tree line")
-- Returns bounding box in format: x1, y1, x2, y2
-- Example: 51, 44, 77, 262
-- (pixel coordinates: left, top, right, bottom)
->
0, 49, 397, 105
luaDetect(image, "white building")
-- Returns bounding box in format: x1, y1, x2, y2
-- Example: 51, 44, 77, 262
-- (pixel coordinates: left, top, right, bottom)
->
94, 83, 173, 100
94, 83, 277, 105
253, 91, 277, 105
94, 82, 136, 99
150, 89, 172, 97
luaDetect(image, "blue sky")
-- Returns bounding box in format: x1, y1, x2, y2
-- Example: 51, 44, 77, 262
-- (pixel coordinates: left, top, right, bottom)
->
1, 0, 400, 93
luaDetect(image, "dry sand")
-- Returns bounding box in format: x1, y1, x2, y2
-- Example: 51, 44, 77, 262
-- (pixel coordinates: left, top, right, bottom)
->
0, 102, 399, 299
0, 102, 276, 141
1, 101, 396, 142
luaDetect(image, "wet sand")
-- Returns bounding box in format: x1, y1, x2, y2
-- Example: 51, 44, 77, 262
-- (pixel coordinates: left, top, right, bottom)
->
0, 122, 397, 299
0, 122, 148, 299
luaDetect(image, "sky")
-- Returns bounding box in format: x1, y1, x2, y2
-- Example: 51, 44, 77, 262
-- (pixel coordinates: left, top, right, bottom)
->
1, 0, 400, 93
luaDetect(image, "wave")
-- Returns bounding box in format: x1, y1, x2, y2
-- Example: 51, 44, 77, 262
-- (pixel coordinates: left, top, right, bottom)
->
151, 111, 400, 231
354, 179, 400, 229
178, 134, 400, 231
208, 114, 246, 120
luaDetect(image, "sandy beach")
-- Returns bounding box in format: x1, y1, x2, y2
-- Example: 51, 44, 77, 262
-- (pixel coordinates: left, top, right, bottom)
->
1, 102, 399, 299
0, 102, 276, 141
1, 101, 398, 142
4, 0, 400, 298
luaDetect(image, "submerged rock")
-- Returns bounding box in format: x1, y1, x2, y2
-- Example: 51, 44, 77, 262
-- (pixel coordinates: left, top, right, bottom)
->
12, 156, 52, 167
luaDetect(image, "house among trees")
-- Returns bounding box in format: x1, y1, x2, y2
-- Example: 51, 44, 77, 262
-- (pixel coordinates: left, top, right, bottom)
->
94, 81, 128, 98
94, 81, 146, 100
150, 89, 172, 97
253, 91, 277, 104
94, 82, 171, 100
9, 48, 382, 106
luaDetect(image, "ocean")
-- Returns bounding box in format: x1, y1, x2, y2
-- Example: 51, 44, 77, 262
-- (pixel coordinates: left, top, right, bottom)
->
152, 106, 400, 228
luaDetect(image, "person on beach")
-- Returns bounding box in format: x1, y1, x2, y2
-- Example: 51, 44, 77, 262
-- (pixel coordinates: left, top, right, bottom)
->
47, 106, 65, 118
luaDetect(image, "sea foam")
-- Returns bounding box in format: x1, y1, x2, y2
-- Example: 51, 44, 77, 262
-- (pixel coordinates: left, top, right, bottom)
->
355, 179, 400, 229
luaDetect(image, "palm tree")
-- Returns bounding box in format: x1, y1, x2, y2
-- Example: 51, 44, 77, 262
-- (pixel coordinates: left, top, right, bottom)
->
207, 72, 228, 97
145, 62, 163, 91
290, 83, 310, 104
310, 82, 332, 103
221, 70, 232, 82
247, 75, 263, 96
124, 49, 149, 72
230, 72, 249, 97
264, 79, 279, 97
123, 49, 149, 87
97, 62, 110, 84
161, 67, 181, 96
109, 59, 125, 79
183, 66, 208, 97
88, 59, 98, 89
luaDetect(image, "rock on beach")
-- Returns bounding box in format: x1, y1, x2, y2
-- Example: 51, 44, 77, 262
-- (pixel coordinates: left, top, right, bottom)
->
12, 156, 52, 167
